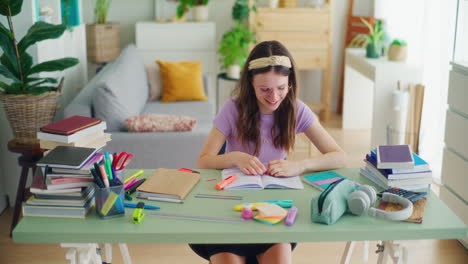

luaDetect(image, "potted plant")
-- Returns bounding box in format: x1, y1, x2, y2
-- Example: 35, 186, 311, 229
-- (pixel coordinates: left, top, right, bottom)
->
175, 0, 210, 22
86, 0, 120, 63
387, 39, 407, 61
360, 17, 384, 59
232, 0, 257, 23
218, 23, 256, 79
0, 0, 79, 144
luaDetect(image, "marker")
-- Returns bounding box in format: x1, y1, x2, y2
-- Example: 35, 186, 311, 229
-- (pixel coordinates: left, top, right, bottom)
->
215, 175, 237, 190
178, 168, 200, 174
124, 170, 144, 184
126, 179, 146, 195
132, 202, 146, 224
285, 206, 298, 226
125, 178, 144, 191
147, 196, 183, 203
125, 202, 160, 210
98, 164, 110, 188
104, 151, 113, 180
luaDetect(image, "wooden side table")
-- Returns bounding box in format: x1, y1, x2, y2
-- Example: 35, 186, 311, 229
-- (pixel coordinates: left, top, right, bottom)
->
7, 139, 45, 237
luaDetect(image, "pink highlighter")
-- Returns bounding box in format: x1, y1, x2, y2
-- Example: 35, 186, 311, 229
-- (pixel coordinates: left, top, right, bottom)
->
285, 206, 298, 226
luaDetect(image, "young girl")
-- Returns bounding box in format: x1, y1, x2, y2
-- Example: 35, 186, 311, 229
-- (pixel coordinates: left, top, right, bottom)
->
190, 40, 346, 264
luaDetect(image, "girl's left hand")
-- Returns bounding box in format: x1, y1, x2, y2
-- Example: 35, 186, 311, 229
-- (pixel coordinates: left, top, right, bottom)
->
267, 159, 304, 177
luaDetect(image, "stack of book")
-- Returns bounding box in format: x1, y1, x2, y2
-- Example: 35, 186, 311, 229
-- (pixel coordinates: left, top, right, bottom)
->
360, 145, 432, 192
24, 146, 101, 218
37, 115, 110, 151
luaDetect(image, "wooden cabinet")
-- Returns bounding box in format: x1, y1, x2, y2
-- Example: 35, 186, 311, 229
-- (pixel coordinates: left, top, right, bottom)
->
249, 2, 333, 121
440, 62, 468, 248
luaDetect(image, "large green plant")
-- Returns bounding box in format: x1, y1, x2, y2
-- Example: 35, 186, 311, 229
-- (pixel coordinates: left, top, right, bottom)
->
218, 23, 256, 70
95, 0, 112, 24
0, 0, 79, 95
176, 0, 209, 18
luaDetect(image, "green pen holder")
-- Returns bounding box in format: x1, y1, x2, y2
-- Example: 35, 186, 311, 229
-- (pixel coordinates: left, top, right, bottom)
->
95, 184, 125, 219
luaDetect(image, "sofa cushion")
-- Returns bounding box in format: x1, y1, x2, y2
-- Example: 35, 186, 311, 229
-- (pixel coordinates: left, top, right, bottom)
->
125, 114, 197, 132
145, 62, 162, 101
93, 45, 149, 131
157, 60, 208, 102
142, 100, 214, 123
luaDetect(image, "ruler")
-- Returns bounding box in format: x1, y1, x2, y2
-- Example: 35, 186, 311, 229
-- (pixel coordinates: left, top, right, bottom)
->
194, 193, 243, 200
148, 212, 245, 224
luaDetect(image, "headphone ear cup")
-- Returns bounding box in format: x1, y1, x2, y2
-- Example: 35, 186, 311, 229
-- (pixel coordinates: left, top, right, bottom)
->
347, 190, 370, 216
358, 185, 377, 205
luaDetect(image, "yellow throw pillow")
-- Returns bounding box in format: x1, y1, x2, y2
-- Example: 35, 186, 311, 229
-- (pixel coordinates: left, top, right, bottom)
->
157, 60, 208, 102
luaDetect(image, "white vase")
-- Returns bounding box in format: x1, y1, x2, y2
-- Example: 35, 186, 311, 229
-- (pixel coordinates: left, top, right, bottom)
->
227, 65, 241, 80
193, 5, 209, 22
269, 0, 279, 8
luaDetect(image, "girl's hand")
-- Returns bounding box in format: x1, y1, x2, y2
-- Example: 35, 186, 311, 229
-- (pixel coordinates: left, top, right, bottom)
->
231, 152, 266, 175
267, 159, 304, 177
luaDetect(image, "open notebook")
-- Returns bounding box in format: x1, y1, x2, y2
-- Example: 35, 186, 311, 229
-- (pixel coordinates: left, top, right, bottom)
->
221, 167, 304, 190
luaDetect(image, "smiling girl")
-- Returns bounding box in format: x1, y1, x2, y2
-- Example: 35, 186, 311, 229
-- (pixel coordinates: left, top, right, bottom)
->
190, 40, 346, 264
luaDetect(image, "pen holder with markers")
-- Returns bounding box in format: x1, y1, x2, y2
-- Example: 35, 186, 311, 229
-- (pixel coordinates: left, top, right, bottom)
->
95, 184, 125, 219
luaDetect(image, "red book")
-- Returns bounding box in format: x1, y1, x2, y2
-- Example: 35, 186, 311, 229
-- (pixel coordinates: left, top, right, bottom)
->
40, 116, 102, 135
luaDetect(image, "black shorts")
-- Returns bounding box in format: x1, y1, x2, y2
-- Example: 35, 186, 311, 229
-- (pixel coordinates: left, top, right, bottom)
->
189, 243, 297, 263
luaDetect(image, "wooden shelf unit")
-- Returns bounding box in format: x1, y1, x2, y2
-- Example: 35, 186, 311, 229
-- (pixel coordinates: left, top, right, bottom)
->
249, 2, 333, 121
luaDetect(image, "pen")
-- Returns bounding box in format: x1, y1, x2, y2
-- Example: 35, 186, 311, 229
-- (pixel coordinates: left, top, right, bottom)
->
125, 202, 160, 210
147, 196, 183, 203
98, 164, 110, 188
90, 168, 104, 188
126, 179, 146, 195
124, 170, 144, 184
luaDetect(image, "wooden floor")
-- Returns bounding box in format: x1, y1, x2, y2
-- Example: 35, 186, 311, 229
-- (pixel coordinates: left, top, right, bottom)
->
1, 113, 467, 264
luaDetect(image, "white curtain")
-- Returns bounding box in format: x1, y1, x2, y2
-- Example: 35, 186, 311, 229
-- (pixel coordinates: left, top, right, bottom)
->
374, 0, 458, 180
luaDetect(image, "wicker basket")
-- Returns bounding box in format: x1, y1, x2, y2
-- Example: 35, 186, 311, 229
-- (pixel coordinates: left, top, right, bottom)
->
279, 0, 297, 8
0, 92, 60, 145
86, 23, 121, 63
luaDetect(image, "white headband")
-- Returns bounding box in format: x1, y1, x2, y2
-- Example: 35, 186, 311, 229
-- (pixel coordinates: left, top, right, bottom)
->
248, 55, 292, 70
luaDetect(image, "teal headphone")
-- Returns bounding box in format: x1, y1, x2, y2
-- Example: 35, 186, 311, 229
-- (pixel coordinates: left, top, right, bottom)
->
347, 185, 414, 221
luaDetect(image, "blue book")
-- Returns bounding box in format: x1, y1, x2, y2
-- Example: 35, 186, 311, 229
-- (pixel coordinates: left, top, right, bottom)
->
371, 149, 430, 173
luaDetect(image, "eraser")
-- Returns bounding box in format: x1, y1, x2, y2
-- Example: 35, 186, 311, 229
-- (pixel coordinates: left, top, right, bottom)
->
285, 206, 298, 226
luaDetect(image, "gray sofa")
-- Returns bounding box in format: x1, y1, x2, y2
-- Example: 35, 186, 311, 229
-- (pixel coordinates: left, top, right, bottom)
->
63, 45, 214, 169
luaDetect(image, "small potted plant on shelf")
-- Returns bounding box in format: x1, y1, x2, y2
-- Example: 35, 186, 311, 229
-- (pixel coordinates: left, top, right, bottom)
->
175, 0, 210, 22
0, 0, 79, 144
86, 0, 120, 63
360, 17, 384, 59
387, 39, 407, 61
218, 23, 256, 79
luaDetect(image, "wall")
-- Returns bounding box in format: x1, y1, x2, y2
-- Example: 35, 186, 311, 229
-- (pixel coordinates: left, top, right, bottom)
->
0, 0, 87, 208
81, 0, 372, 109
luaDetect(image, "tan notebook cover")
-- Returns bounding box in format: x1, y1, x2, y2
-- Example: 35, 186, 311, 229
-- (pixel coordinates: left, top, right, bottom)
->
136, 168, 200, 200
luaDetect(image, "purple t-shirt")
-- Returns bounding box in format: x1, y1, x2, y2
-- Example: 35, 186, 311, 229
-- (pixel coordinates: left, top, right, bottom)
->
213, 98, 315, 163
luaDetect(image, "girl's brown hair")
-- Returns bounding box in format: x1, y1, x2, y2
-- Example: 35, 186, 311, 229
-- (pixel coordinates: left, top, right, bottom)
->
232, 40, 298, 156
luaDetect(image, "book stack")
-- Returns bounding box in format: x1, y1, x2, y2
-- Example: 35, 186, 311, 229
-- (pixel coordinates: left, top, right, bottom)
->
24, 146, 101, 218
37, 115, 110, 151
25, 166, 95, 218
360, 145, 432, 192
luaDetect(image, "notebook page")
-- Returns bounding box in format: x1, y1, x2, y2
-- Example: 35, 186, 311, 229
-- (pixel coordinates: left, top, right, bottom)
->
262, 175, 304, 189
221, 168, 263, 190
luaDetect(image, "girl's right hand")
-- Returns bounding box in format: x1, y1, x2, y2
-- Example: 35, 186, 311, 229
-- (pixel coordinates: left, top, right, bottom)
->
230, 152, 266, 175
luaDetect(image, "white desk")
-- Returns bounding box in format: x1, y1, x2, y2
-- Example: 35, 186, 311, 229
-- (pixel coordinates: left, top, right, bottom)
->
342, 48, 421, 148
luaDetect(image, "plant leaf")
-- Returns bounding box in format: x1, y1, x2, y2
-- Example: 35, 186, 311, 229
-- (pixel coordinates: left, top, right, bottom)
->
27, 86, 54, 94
17, 22, 66, 54
0, 64, 19, 82
0, 22, 19, 76
360, 17, 374, 35
0, 21, 13, 39
0, 0, 23, 17
26, 57, 79, 76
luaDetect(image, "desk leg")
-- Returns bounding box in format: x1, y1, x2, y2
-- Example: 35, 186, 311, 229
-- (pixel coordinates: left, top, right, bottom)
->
10, 165, 30, 237
376, 241, 408, 264
340, 241, 355, 264
61, 243, 102, 264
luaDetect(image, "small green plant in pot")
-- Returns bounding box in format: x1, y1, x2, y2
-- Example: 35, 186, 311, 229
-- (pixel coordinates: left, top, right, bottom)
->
176, 0, 210, 21
360, 18, 384, 59
218, 23, 256, 79
387, 39, 408, 61
0, 0, 79, 144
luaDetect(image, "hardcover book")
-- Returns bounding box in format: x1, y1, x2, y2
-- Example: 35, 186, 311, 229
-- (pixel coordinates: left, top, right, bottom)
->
36, 146, 98, 169
377, 145, 415, 169
40, 115, 102, 135
220, 167, 304, 190
366, 155, 432, 180
37, 121, 107, 144
370, 149, 430, 173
